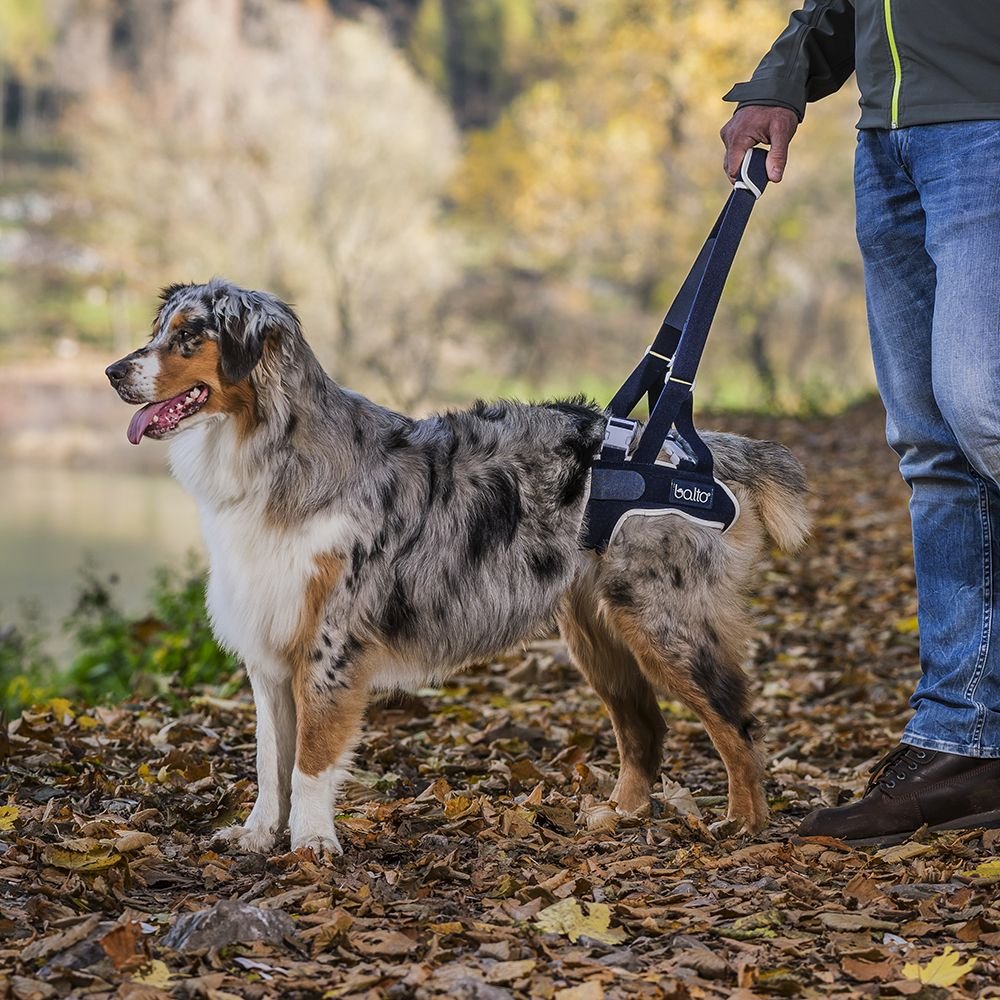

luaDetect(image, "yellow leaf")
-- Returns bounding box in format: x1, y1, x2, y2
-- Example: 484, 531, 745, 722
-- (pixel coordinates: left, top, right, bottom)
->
42, 839, 122, 872
895, 616, 919, 635
443, 794, 479, 818
903, 948, 976, 987
46, 698, 75, 722
132, 959, 171, 987
876, 841, 935, 863
77, 715, 100, 730
0, 805, 19, 831
137, 763, 154, 783
960, 859, 1000, 880
427, 921, 463, 935
534, 898, 626, 946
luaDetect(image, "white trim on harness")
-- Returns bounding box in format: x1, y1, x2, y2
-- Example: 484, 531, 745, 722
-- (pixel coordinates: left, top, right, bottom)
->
603, 477, 742, 549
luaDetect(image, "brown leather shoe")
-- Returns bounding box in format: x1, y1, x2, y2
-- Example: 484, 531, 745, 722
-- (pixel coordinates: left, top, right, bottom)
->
798, 744, 1000, 846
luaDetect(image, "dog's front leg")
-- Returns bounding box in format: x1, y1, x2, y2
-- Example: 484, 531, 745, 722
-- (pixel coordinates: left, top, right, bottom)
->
289, 678, 368, 856
215, 670, 295, 853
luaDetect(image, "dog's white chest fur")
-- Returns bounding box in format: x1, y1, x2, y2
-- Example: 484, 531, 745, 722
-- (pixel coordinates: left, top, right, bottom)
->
169, 425, 356, 679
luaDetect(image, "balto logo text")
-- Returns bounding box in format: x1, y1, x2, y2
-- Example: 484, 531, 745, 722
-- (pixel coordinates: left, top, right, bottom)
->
672, 481, 713, 506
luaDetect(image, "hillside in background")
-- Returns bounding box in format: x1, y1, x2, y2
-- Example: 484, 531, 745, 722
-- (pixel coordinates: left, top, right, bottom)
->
1, 0, 869, 415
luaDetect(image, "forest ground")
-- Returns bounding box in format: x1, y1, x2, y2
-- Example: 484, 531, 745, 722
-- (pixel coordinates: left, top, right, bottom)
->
3, 399, 999, 999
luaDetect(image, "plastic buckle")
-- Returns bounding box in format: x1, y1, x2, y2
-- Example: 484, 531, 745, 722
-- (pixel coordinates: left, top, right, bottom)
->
733, 148, 763, 199
602, 416, 639, 455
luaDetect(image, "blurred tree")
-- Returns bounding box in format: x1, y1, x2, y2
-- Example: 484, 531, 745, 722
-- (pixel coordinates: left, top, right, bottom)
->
0, 0, 52, 161
61, 0, 459, 407
10, 0, 871, 412
408, 0, 536, 128
0, 0, 51, 81
453, 0, 869, 410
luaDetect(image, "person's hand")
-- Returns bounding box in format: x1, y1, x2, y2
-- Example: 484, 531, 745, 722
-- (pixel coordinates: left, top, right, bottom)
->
720, 106, 799, 184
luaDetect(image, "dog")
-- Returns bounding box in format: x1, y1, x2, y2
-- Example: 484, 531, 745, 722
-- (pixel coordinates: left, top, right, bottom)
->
106, 278, 809, 855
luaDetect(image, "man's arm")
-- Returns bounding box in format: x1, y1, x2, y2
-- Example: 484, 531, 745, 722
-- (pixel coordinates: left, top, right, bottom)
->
721, 0, 856, 182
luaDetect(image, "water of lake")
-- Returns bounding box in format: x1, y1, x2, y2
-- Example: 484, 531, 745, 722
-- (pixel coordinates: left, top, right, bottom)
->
0, 464, 205, 637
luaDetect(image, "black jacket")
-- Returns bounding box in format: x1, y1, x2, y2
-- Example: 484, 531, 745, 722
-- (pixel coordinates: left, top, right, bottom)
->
723, 0, 1000, 129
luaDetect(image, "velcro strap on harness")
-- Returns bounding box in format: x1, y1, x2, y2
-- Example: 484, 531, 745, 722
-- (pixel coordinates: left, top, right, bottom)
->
584, 459, 739, 553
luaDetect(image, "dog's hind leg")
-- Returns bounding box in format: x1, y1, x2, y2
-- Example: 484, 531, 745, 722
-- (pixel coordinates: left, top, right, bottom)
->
558, 564, 667, 823
215, 669, 296, 853
610, 611, 768, 833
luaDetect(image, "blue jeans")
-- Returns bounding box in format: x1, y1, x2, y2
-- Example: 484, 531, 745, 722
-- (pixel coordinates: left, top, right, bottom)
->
856, 122, 1000, 758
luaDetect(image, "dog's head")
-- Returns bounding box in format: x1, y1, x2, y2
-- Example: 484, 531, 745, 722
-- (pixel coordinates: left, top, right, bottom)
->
105, 279, 300, 444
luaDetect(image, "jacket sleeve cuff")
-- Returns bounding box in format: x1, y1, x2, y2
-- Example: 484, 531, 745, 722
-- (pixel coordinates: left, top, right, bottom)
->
722, 78, 807, 122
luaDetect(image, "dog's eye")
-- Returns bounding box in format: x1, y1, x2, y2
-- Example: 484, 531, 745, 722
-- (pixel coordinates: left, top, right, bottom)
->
174, 330, 202, 355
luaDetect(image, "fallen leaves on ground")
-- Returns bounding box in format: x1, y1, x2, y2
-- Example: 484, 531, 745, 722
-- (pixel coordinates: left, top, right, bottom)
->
534, 899, 627, 946
903, 947, 977, 987
2, 400, 999, 997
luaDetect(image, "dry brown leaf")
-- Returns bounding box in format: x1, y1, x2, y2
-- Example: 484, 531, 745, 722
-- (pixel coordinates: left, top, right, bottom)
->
819, 912, 897, 932
98, 920, 143, 969
841, 956, 897, 983
115, 831, 157, 853
555, 981, 606, 1000
485, 959, 536, 984
20, 914, 102, 963
349, 930, 418, 957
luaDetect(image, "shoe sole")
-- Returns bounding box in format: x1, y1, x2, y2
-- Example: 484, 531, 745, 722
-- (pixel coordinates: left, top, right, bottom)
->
830, 808, 1000, 848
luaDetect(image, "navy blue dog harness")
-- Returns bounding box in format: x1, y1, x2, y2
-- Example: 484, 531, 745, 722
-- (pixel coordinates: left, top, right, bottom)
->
583, 148, 769, 552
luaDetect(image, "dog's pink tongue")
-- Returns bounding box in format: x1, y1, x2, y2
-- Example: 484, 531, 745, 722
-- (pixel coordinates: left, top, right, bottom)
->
127, 400, 169, 445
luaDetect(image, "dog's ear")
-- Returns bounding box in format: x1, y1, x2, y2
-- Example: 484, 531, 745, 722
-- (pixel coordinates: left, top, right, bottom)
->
210, 286, 299, 384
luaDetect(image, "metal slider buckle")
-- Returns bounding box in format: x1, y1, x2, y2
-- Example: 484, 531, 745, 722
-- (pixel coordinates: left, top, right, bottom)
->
602, 416, 639, 454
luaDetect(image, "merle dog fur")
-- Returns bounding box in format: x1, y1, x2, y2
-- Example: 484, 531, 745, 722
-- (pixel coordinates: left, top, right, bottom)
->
106, 279, 810, 852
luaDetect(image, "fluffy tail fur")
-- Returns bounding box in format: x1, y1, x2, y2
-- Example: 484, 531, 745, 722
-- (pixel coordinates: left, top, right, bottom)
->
750, 444, 811, 552
701, 433, 811, 553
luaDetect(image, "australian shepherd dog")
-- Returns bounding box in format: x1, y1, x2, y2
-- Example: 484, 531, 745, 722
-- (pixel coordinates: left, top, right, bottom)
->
106, 279, 809, 855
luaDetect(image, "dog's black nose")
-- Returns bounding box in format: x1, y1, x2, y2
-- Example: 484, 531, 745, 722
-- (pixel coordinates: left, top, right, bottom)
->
105, 360, 129, 384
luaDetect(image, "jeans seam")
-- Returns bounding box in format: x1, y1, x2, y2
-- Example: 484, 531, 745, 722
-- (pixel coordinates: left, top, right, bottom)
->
963, 467, 992, 752
901, 731, 1000, 759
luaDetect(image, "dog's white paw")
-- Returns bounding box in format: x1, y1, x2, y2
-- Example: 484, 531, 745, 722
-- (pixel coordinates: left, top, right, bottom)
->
291, 828, 343, 857
213, 823, 279, 854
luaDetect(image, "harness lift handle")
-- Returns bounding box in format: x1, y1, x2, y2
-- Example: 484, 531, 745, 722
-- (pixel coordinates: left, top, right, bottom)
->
606, 147, 769, 467
582, 149, 769, 554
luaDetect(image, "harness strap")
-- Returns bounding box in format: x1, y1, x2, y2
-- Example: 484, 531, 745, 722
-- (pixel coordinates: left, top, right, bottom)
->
602, 148, 768, 470
583, 149, 769, 553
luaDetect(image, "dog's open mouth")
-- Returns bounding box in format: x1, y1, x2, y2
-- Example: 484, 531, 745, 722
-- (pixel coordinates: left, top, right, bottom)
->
127, 385, 210, 444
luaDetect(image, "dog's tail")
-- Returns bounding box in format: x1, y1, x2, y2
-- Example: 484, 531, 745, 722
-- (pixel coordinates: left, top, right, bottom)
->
751, 445, 811, 552
705, 434, 811, 552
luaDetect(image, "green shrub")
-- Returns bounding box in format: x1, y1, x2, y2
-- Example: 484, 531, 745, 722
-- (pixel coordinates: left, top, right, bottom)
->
64, 563, 241, 705
0, 603, 59, 714
1, 561, 241, 714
